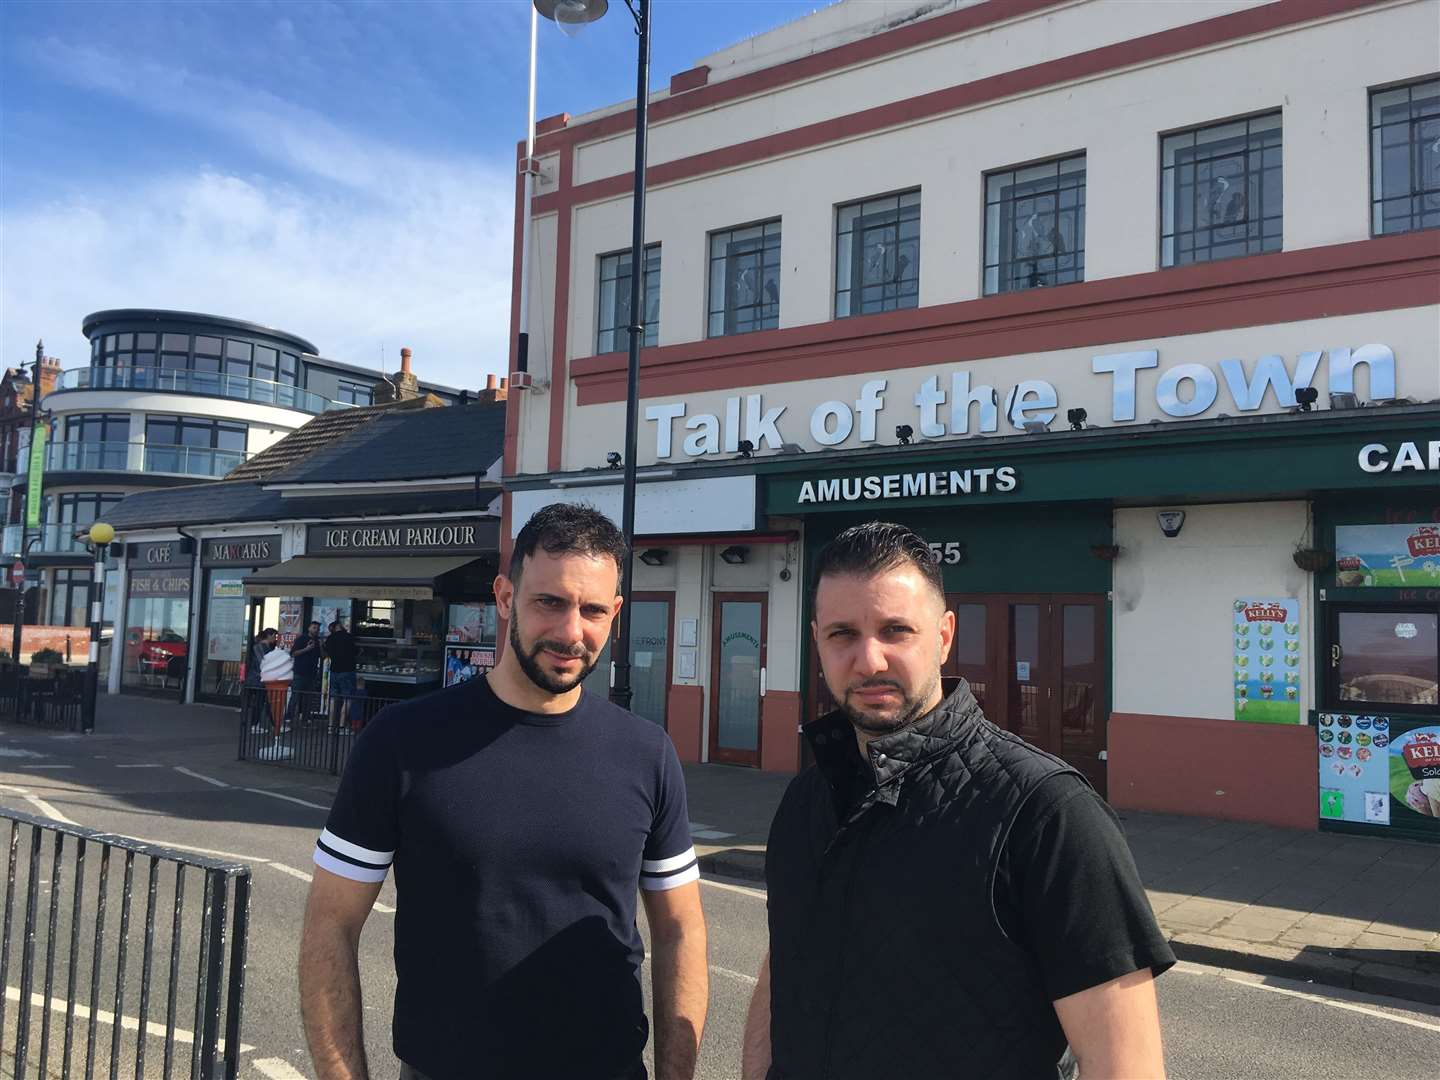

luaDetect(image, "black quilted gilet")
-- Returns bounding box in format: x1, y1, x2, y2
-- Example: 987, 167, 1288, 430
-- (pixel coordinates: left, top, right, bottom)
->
765, 682, 1084, 1080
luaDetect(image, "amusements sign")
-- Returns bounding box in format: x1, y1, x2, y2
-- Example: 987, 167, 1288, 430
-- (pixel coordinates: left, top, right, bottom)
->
1334, 524, 1440, 587
1319, 715, 1440, 842
1233, 599, 1301, 724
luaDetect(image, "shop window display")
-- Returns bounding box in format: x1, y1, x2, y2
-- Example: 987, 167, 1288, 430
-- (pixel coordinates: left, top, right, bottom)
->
1332, 608, 1439, 710
122, 569, 192, 691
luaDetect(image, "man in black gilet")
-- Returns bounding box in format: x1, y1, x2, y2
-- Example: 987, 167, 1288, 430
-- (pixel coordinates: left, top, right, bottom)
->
742, 522, 1172, 1080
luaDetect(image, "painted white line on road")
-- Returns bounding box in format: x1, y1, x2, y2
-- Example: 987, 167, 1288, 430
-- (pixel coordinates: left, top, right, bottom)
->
128, 836, 274, 863
712, 965, 759, 986
0, 748, 44, 758
254, 1058, 308, 1078
700, 876, 766, 900
3, 984, 254, 1051
18, 764, 74, 769
0, 784, 78, 826
270, 860, 396, 913
174, 766, 229, 788
1173, 961, 1440, 1032
245, 788, 330, 811
116, 763, 165, 768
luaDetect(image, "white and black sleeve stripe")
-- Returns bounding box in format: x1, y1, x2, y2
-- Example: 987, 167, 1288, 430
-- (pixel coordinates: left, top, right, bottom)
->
640, 847, 699, 891
313, 828, 394, 884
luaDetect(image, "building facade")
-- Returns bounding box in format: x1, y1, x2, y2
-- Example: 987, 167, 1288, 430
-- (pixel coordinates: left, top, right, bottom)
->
505, 0, 1440, 838
5, 308, 462, 633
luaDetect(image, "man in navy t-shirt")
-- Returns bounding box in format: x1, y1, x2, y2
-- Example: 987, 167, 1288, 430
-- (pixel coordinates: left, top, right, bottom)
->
299, 505, 708, 1080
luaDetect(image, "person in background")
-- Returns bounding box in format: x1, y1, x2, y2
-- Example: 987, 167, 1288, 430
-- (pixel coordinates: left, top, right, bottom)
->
288, 621, 323, 724
245, 628, 278, 734
324, 619, 358, 731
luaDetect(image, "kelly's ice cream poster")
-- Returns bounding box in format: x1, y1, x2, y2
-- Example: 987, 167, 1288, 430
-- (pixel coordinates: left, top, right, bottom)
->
1334, 524, 1440, 588
1390, 724, 1440, 836
1233, 599, 1301, 724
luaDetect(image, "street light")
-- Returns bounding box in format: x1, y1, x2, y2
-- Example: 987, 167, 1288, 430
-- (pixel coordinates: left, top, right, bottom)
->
535, 0, 650, 710
81, 521, 115, 733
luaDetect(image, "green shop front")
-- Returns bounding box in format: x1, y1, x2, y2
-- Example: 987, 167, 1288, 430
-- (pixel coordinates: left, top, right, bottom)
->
761, 406, 1439, 836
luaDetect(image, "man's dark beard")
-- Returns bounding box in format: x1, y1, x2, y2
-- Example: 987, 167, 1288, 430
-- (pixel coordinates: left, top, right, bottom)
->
839, 672, 940, 736
508, 614, 601, 694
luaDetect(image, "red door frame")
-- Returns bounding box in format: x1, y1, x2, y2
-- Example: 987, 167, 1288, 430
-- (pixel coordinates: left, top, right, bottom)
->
708, 592, 768, 767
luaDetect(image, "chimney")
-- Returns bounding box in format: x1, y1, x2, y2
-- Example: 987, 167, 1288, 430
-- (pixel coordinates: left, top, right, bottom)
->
476, 373, 508, 405
38, 356, 62, 397
374, 345, 421, 404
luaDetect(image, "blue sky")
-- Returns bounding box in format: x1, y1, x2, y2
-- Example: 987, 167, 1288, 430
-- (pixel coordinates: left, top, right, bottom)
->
1, 0, 827, 389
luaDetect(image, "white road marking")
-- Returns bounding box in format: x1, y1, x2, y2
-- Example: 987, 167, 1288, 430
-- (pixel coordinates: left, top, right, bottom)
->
126, 836, 274, 863
253, 1058, 308, 1078
700, 876, 767, 899
18, 764, 74, 769
0, 747, 44, 758
245, 788, 330, 811
271, 859, 396, 913
3, 984, 254, 1051
116, 763, 165, 768
711, 965, 759, 986
0, 783, 78, 825
1172, 961, 1440, 1032
174, 766, 229, 788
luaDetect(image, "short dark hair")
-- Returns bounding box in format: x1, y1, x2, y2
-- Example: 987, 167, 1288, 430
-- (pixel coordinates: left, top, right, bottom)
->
811, 521, 943, 605
509, 502, 628, 588
259, 627, 278, 639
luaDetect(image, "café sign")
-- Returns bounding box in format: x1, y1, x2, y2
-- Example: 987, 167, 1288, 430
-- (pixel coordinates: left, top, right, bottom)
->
128, 540, 186, 566
306, 517, 495, 557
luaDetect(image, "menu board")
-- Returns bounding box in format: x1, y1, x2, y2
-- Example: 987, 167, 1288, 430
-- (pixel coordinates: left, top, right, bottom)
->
1335, 524, 1440, 587
1233, 599, 1301, 724
444, 644, 495, 687
1319, 714, 1440, 842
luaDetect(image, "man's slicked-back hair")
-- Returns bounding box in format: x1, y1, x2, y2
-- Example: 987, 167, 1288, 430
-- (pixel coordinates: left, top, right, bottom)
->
811, 521, 944, 606
508, 502, 629, 590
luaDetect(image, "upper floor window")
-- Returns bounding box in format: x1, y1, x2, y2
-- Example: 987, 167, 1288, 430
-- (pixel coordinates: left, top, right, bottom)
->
91, 332, 299, 385
337, 379, 373, 406
984, 156, 1085, 294
55, 491, 123, 525
708, 220, 780, 337
836, 190, 920, 316
65, 413, 130, 444
144, 415, 247, 452
1161, 112, 1281, 267
597, 244, 660, 353
1371, 78, 1440, 236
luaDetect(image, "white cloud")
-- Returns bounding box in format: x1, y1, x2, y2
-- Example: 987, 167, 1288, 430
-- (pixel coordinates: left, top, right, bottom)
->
3, 34, 516, 389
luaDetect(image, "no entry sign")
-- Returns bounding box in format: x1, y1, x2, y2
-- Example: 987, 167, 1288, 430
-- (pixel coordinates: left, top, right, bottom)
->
10, 561, 25, 588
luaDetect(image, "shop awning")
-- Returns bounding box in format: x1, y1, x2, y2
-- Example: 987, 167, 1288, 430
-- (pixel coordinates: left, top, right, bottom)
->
242, 555, 479, 600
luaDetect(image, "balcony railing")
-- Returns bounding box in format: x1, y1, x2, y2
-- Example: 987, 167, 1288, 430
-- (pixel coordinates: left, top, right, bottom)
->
44, 441, 249, 479
2, 524, 90, 557
52, 366, 351, 414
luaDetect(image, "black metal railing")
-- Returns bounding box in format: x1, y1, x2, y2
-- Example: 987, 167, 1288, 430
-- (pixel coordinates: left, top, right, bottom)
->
0, 667, 87, 732
237, 687, 402, 775
0, 808, 251, 1079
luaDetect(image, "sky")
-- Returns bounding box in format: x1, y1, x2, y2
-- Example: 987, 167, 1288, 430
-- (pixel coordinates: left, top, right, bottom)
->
0, 0, 830, 390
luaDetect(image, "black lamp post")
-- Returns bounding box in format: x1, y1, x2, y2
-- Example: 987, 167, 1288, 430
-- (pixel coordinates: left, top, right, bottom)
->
535, 0, 650, 710
81, 521, 114, 733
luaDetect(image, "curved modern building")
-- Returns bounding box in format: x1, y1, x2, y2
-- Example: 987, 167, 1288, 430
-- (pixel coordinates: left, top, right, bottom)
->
4, 308, 459, 630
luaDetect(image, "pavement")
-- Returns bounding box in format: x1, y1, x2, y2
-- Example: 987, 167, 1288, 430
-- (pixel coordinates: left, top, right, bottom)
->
29, 693, 1440, 1008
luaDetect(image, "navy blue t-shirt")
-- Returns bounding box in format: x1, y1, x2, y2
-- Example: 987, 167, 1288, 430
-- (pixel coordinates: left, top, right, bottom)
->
314, 674, 696, 1080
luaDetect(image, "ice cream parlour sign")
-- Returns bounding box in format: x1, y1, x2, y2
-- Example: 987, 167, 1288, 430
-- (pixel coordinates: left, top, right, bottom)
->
644, 344, 1400, 460
307, 517, 496, 557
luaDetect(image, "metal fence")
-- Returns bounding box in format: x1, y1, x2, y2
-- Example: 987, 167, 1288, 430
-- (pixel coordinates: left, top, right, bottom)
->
0, 667, 87, 732
0, 808, 251, 1079
236, 687, 401, 775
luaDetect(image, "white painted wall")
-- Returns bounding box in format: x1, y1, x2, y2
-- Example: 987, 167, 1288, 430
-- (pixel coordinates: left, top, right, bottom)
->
515, 0, 1440, 475
1112, 501, 1314, 721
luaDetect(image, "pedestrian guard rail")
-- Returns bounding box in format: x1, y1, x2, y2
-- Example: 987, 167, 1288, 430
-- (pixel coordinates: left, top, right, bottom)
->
237, 686, 403, 775
0, 807, 251, 1079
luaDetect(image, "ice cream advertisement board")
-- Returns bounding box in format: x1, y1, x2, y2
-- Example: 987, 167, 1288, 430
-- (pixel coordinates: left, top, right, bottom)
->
1233, 599, 1301, 724
1334, 524, 1440, 587
1319, 715, 1440, 842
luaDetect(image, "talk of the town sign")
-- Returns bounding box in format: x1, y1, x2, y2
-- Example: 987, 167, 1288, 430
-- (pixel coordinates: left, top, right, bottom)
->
643, 344, 1400, 459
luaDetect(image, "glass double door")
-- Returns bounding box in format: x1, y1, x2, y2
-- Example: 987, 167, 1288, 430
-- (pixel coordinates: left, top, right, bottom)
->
947, 594, 1108, 795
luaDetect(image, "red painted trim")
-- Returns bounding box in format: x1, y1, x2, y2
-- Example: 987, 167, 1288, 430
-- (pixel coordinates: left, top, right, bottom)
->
667, 684, 704, 764
760, 690, 802, 774
571, 233, 1440, 405
546, 145, 575, 472
533, 0, 1385, 214
669, 66, 709, 95
536, 113, 570, 137
1108, 712, 1318, 831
